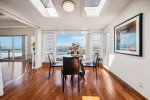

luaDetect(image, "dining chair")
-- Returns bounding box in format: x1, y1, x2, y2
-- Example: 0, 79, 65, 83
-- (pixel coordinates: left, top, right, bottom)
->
48, 53, 63, 79
80, 53, 100, 78
62, 57, 80, 92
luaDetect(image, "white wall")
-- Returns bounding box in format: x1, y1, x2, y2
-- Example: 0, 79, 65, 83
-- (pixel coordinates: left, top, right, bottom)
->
104, 0, 150, 99
0, 28, 34, 35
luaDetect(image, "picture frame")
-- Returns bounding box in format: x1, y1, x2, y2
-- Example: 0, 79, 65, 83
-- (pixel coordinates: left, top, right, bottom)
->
114, 13, 143, 56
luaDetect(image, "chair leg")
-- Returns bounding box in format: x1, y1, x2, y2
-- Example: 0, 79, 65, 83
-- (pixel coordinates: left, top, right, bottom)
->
71, 75, 73, 82
78, 74, 80, 92
63, 75, 64, 92
96, 67, 97, 79
53, 67, 54, 73
48, 66, 51, 79
61, 67, 63, 79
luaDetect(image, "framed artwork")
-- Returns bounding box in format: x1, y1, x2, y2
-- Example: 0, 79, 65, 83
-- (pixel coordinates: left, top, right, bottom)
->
114, 13, 143, 56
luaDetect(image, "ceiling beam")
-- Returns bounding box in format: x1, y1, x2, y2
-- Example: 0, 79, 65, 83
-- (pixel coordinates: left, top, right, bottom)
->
0, 1, 40, 29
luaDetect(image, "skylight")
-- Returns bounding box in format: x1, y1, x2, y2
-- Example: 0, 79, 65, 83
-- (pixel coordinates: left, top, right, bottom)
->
30, 0, 59, 17
84, 0, 107, 17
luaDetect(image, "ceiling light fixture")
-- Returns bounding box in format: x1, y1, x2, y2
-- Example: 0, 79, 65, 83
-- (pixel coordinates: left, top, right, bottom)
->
63, 1, 75, 13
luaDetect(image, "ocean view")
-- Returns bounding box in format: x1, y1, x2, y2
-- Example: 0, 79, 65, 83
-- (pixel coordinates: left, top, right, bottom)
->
56, 46, 86, 61
56, 46, 86, 55
57, 46, 68, 55
0, 49, 22, 59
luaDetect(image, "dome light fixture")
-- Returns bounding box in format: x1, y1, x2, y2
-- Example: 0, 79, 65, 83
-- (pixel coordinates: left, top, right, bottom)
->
63, 1, 75, 13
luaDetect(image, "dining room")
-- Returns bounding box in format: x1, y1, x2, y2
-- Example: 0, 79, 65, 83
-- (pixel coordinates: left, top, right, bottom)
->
0, 0, 150, 100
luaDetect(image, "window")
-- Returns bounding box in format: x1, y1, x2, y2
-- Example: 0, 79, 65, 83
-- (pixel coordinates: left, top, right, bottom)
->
56, 33, 86, 61
42, 32, 55, 62
0, 36, 13, 60
103, 32, 110, 67
92, 33, 101, 56
0, 36, 24, 61
30, 0, 59, 17
84, 0, 107, 17
14, 36, 23, 59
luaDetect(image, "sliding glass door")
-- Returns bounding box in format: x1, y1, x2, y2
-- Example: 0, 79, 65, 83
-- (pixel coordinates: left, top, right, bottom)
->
0, 36, 25, 61
14, 36, 23, 60
0, 37, 13, 60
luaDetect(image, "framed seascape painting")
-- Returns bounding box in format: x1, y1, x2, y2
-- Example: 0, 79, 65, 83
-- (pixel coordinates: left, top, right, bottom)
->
114, 13, 143, 56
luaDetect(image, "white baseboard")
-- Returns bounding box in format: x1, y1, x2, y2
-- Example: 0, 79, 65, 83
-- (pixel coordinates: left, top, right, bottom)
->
103, 64, 110, 71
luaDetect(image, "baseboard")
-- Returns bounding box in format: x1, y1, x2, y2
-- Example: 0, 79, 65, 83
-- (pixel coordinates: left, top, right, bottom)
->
102, 66, 147, 100
103, 64, 110, 70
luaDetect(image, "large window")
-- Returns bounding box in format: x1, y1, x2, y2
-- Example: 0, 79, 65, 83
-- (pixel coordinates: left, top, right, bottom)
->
56, 33, 86, 61
103, 32, 110, 66
42, 32, 55, 62
14, 36, 23, 59
0, 36, 24, 61
92, 33, 101, 56
0, 37, 13, 60
42, 31, 102, 63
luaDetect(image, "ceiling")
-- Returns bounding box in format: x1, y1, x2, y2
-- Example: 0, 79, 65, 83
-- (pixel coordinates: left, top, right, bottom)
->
0, 13, 30, 28
0, 0, 134, 31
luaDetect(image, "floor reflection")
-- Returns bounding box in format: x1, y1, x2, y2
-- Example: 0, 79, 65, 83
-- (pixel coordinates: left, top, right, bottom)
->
1, 61, 32, 85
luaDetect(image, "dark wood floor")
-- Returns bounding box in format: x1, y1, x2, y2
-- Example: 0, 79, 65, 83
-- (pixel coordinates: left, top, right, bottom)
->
0, 62, 146, 100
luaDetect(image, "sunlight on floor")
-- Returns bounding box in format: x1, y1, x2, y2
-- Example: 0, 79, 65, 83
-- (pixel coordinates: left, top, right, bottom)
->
82, 96, 100, 100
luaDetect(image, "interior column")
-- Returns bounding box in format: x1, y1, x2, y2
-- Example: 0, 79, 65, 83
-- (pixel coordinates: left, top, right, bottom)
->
33, 29, 42, 69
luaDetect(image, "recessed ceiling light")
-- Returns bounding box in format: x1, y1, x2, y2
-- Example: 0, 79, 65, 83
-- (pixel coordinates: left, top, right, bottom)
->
63, 1, 75, 13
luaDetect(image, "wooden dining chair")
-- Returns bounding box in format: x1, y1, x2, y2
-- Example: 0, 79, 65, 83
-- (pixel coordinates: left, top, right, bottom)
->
48, 53, 63, 79
62, 57, 80, 92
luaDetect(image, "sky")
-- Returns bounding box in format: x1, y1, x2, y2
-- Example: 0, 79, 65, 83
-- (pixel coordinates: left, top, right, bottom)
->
56, 33, 86, 47
0, 36, 22, 49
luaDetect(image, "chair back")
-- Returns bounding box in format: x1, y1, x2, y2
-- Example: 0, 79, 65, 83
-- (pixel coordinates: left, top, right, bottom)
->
48, 53, 55, 66
63, 57, 79, 75
93, 53, 99, 66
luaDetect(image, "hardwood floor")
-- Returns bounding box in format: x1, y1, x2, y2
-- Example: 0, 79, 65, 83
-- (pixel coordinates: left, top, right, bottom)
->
1, 62, 32, 85
0, 62, 146, 100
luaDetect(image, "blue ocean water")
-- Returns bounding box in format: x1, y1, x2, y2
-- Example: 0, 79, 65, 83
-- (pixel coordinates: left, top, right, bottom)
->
57, 46, 68, 54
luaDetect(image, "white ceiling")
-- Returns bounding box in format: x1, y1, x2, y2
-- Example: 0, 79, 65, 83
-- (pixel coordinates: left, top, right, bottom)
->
0, 0, 134, 31
0, 13, 30, 28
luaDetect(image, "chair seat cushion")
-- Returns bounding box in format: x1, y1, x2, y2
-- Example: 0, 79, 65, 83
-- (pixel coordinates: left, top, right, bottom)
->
83, 63, 96, 67
51, 62, 63, 67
